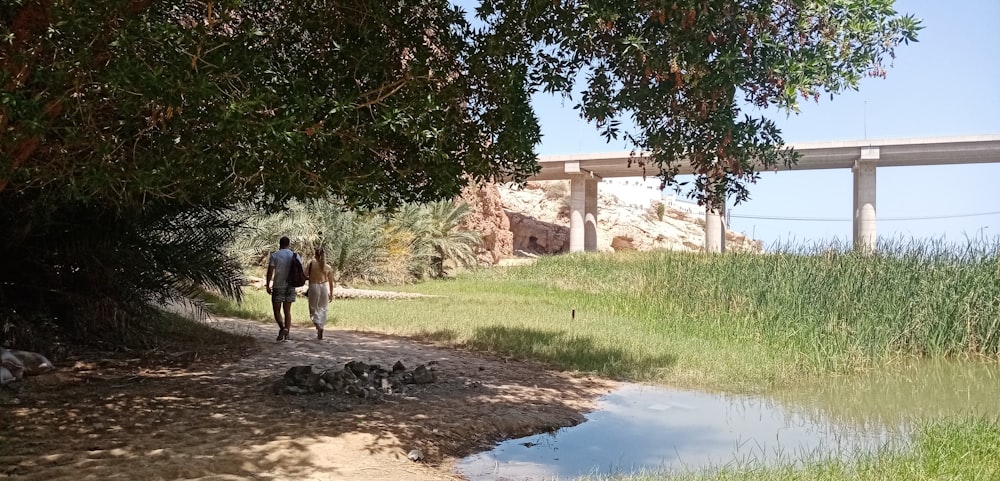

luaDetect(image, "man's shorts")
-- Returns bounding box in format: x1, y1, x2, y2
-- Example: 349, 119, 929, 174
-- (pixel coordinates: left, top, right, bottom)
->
271, 286, 297, 304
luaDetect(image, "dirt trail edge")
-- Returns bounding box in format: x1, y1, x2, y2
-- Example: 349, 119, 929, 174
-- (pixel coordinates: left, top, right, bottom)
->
1, 316, 619, 481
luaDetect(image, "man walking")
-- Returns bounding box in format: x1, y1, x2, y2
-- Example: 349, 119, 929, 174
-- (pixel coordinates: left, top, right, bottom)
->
265, 236, 300, 341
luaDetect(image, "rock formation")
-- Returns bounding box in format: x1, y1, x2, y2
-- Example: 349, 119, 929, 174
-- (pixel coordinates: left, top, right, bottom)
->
457, 182, 514, 265
460, 180, 761, 263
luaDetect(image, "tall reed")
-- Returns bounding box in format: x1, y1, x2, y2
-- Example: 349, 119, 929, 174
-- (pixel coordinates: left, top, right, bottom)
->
512, 237, 999, 372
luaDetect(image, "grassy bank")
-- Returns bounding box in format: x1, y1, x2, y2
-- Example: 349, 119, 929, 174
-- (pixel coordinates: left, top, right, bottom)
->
578, 417, 1000, 481
207, 238, 998, 392
500, 237, 1000, 376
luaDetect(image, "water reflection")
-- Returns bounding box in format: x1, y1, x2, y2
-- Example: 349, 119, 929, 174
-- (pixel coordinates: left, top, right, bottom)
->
457, 384, 895, 480
774, 360, 1000, 429
457, 361, 1000, 481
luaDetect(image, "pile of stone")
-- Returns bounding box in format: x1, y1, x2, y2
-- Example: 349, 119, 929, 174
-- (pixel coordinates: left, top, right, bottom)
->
274, 360, 436, 401
1, 347, 55, 391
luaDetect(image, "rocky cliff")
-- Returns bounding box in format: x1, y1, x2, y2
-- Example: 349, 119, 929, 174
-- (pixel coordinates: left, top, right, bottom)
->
456, 182, 514, 265
462, 180, 761, 264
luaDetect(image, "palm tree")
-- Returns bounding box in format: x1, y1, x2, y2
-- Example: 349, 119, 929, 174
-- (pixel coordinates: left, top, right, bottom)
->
403, 201, 482, 278
232, 200, 391, 284
320, 207, 390, 284
230, 200, 320, 267
1, 200, 245, 349
233, 198, 481, 284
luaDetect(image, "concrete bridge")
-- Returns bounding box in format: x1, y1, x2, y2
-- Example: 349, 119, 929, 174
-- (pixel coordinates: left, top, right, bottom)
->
529, 134, 1000, 252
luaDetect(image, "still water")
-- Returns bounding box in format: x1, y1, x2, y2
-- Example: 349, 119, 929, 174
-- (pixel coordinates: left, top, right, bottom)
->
456, 361, 1000, 480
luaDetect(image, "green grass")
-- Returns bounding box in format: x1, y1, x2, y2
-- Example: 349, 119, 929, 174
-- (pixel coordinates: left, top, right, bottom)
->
510, 238, 1000, 371
200, 289, 310, 326
575, 417, 1000, 481
206, 238, 999, 392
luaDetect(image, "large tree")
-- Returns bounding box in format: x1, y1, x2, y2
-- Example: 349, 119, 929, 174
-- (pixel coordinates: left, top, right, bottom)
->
1, 0, 541, 345
1, 1, 920, 209
473, 0, 920, 206
0, 0, 919, 346
1, 0, 541, 210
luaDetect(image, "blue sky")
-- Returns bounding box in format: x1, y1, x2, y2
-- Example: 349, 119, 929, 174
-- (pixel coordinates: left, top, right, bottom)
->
521, 0, 1000, 247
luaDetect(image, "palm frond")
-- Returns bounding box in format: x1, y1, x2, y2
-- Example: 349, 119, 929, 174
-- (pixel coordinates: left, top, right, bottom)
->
0, 195, 246, 349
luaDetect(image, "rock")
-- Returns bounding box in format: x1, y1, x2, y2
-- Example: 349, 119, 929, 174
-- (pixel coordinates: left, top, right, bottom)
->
15, 350, 54, 376
457, 182, 514, 265
278, 360, 436, 398
0, 366, 15, 387
506, 211, 569, 254
411, 365, 436, 385
284, 385, 310, 395
407, 448, 423, 462
610, 235, 636, 251
321, 368, 357, 392
345, 360, 369, 378
1, 348, 25, 381
283, 365, 317, 386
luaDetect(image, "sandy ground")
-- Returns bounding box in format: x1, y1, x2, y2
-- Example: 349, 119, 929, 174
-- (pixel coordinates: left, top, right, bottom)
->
0, 316, 619, 481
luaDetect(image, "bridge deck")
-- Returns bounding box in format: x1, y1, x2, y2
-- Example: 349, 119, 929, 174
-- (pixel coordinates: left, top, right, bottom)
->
530, 135, 1000, 181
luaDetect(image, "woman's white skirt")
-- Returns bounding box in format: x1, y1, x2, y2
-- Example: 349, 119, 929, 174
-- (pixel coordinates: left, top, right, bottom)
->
307, 283, 330, 328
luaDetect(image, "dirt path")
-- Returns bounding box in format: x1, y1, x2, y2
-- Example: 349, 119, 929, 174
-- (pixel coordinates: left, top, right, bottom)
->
1, 317, 619, 480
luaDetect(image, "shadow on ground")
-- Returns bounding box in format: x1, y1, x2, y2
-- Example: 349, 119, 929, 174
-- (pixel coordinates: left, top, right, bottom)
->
0, 318, 627, 480
462, 325, 677, 377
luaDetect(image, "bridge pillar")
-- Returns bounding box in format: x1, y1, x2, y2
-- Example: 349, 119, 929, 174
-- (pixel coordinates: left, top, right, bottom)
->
705, 207, 725, 253
720, 202, 727, 253
585, 178, 598, 251
569, 178, 584, 252
569, 176, 599, 252
853, 148, 878, 252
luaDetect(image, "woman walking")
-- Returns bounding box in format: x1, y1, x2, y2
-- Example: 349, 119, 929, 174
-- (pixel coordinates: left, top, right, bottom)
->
305, 247, 335, 340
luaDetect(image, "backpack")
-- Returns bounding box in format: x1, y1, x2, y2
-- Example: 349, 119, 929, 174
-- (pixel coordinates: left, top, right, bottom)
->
287, 253, 307, 287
